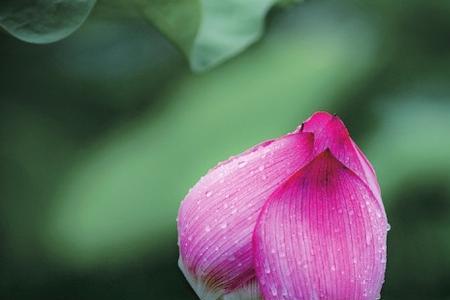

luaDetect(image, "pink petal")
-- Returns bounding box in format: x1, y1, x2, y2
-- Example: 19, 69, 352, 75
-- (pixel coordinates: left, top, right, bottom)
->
301, 112, 383, 208
253, 150, 388, 300
177, 131, 314, 299
297, 111, 334, 133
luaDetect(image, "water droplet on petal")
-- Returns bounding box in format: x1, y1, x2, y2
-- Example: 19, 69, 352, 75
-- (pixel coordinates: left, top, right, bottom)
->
270, 285, 277, 296
281, 287, 289, 297
366, 234, 372, 245
238, 160, 248, 168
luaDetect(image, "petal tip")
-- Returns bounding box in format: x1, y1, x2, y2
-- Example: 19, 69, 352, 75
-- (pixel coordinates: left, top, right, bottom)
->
299, 111, 334, 133
300, 111, 350, 139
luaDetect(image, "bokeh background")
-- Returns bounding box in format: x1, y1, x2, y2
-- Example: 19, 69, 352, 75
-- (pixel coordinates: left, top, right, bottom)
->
1, 0, 450, 299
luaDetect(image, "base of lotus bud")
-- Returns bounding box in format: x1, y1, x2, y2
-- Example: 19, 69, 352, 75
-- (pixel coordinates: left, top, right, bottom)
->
178, 258, 262, 300
221, 279, 262, 300
178, 257, 225, 300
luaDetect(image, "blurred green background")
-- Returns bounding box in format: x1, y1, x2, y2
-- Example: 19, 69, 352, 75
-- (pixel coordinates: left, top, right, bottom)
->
1, 0, 450, 299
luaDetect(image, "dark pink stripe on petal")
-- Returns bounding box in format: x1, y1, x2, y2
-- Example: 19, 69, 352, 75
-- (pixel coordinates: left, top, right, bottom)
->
253, 150, 388, 300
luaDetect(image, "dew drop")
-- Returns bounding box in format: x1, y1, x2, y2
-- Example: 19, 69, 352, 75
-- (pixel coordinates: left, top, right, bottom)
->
258, 165, 265, 171
270, 285, 278, 296
386, 223, 391, 231
220, 222, 228, 229
238, 160, 248, 168
366, 234, 373, 245
205, 225, 211, 232
205, 191, 212, 197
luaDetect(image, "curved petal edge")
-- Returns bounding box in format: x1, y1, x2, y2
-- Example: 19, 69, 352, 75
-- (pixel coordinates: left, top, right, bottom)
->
177, 131, 314, 298
253, 150, 388, 300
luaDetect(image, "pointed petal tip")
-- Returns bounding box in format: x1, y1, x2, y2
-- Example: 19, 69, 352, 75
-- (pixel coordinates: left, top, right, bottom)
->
308, 111, 335, 122
299, 111, 350, 139
297, 111, 334, 133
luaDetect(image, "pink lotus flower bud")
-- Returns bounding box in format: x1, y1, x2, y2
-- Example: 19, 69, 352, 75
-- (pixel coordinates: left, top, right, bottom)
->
177, 112, 388, 300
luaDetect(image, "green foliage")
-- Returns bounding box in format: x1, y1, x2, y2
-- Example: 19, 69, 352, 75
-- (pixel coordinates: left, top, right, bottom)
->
139, 0, 289, 71
0, 0, 96, 43
0, 0, 299, 71
369, 100, 450, 298
368, 99, 450, 202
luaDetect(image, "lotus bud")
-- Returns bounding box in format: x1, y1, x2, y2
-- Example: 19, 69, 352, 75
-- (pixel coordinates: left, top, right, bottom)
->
177, 112, 388, 300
